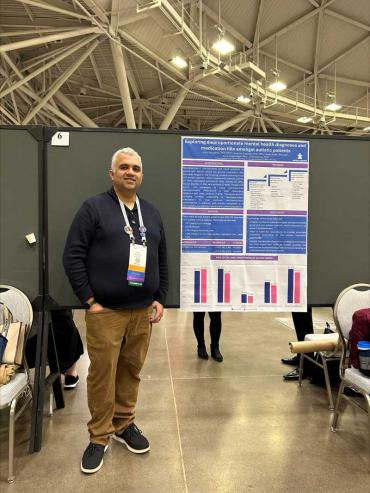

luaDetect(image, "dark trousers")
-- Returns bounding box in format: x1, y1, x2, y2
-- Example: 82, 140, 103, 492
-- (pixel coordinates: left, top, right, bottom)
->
292, 307, 314, 341
193, 312, 222, 348
292, 307, 314, 374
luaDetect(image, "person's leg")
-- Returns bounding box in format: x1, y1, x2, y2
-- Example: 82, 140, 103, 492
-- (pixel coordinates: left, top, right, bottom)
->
193, 312, 208, 359
81, 308, 128, 474
209, 312, 223, 362
51, 309, 84, 389
85, 309, 128, 446
112, 306, 152, 454
283, 307, 314, 380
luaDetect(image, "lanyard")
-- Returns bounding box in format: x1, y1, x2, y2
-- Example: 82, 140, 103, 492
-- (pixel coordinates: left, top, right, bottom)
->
119, 197, 147, 245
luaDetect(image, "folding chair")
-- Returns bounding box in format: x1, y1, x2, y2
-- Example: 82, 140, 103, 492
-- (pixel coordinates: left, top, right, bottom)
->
298, 330, 340, 410
330, 283, 370, 467
0, 285, 33, 483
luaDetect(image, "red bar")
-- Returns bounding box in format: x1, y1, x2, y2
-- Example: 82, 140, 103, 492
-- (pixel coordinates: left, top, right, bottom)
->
247, 295, 254, 304
201, 269, 207, 303
224, 273, 231, 303
271, 284, 277, 303
294, 271, 301, 303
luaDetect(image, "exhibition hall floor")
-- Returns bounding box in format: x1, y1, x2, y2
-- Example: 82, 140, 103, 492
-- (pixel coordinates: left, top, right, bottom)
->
0, 309, 369, 492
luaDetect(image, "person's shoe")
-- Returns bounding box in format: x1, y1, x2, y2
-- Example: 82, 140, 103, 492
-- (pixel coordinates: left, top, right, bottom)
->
281, 356, 299, 366
210, 345, 223, 362
64, 374, 79, 390
113, 423, 150, 454
283, 368, 306, 381
81, 442, 108, 474
197, 345, 209, 360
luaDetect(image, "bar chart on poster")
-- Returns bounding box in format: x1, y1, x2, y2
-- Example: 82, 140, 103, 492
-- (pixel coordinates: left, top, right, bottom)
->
180, 136, 309, 312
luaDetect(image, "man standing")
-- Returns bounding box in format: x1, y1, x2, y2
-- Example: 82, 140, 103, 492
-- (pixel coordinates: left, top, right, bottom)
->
63, 147, 168, 474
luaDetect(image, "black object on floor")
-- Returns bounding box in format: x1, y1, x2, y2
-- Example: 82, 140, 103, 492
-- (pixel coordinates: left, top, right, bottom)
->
283, 368, 306, 381
64, 374, 79, 389
281, 356, 299, 366
211, 345, 223, 362
197, 346, 209, 360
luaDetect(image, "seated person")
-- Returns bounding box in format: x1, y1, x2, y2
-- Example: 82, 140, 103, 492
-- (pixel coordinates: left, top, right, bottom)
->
26, 309, 83, 389
281, 308, 314, 381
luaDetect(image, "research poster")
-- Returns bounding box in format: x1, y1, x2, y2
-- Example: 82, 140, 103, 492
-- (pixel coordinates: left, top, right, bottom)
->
180, 136, 309, 312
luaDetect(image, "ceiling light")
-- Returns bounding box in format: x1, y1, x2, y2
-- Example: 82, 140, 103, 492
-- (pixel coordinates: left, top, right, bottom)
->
268, 81, 287, 92
212, 38, 235, 55
364, 126, 370, 131
170, 56, 187, 69
325, 102, 342, 111
237, 95, 251, 104
297, 116, 313, 123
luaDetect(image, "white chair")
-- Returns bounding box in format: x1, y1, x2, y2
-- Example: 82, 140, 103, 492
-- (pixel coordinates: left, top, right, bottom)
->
330, 283, 370, 467
0, 285, 33, 484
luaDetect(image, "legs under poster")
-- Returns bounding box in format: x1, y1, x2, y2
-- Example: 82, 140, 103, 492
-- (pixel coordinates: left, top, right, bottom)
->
180, 136, 309, 312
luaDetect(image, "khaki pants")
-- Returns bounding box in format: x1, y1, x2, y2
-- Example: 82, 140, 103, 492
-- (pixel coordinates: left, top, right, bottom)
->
85, 306, 152, 445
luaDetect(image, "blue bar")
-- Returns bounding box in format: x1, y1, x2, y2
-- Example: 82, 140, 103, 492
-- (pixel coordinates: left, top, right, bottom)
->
241, 294, 247, 304
194, 270, 200, 303
264, 282, 270, 303
287, 269, 294, 303
218, 269, 224, 303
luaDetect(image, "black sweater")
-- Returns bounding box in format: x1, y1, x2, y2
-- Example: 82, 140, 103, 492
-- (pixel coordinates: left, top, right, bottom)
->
63, 188, 168, 309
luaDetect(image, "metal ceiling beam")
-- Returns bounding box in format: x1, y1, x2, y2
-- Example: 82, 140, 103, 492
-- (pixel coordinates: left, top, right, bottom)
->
289, 35, 370, 91
54, 90, 98, 127
325, 9, 370, 32
0, 26, 100, 53
118, 29, 187, 81
253, 0, 264, 64
110, 38, 136, 128
245, 0, 336, 56
89, 52, 103, 88
81, 0, 110, 24
201, 2, 252, 48
0, 104, 19, 124
313, 4, 324, 108
0, 27, 78, 38
23, 38, 101, 123
14, 0, 92, 22
0, 62, 80, 126
318, 74, 370, 88
0, 35, 97, 98
260, 50, 312, 74
210, 110, 253, 131
263, 116, 283, 133
259, 116, 268, 133
159, 81, 193, 129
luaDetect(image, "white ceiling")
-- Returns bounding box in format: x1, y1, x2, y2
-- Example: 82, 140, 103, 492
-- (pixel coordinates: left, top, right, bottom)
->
0, 0, 369, 135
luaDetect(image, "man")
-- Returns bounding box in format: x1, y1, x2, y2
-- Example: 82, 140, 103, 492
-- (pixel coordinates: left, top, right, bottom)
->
63, 147, 168, 474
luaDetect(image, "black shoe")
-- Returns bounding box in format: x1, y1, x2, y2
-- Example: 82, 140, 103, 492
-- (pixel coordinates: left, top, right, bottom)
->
197, 346, 209, 360
210, 345, 223, 362
81, 442, 108, 474
64, 374, 79, 389
324, 322, 334, 334
113, 423, 150, 454
281, 356, 299, 366
283, 368, 306, 381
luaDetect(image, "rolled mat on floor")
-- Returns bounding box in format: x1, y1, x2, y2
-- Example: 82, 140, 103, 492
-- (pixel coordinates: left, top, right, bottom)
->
289, 339, 341, 353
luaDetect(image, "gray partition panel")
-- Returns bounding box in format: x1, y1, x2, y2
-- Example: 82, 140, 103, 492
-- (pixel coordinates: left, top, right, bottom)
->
307, 138, 370, 304
47, 129, 370, 307
0, 128, 41, 302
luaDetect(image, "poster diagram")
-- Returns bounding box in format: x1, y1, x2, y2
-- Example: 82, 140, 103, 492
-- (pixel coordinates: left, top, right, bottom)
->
180, 136, 309, 312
